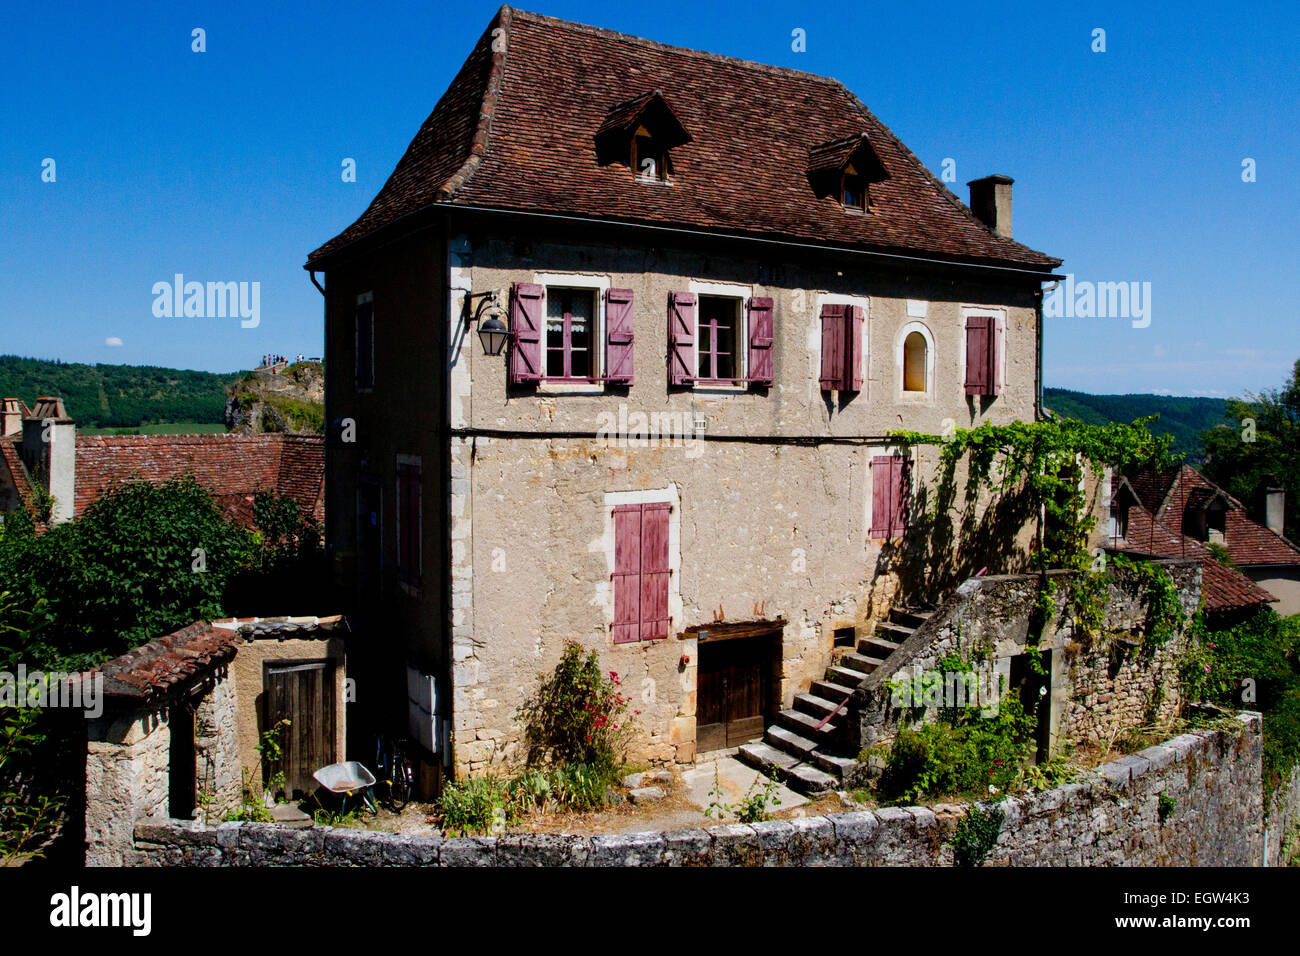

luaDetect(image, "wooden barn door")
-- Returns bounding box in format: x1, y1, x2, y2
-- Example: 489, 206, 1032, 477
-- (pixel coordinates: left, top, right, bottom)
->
696, 634, 776, 752
264, 661, 336, 797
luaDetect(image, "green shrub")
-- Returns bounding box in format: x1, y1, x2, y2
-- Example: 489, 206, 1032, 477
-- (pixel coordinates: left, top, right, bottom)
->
517, 641, 635, 773
1181, 608, 1300, 791
951, 804, 1004, 867
878, 692, 1036, 803
437, 776, 517, 837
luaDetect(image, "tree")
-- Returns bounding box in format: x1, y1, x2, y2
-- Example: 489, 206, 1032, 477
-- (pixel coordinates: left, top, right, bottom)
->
0, 477, 257, 664
1200, 358, 1300, 542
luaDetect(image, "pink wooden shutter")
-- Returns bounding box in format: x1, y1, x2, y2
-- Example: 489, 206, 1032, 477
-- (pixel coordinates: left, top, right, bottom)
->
890, 457, 909, 537
508, 282, 544, 384
747, 297, 774, 387
639, 503, 671, 640
847, 305, 865, 393
605, 288, 635, 384
667, 292, 696, 386
871, 455, 891, 537
992, 316, 1004, 395
964, 317, 989, 395
612, 505, 642, 644
819, 304, 845, 391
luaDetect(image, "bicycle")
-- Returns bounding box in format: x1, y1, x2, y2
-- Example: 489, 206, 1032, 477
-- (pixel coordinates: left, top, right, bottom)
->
374, 733, 414, 812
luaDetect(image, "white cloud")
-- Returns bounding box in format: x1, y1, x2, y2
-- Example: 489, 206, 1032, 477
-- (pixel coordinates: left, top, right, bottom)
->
105, 336, 123, 347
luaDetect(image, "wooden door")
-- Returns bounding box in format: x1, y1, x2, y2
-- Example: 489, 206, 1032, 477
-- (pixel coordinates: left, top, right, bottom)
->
696, 636, 773, 752
264, 661, 336, 798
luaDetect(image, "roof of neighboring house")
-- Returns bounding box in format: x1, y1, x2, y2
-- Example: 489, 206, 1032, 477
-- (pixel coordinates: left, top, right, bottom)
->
308, 7, 1061, 272
73, 433, 325, 527
0, 437, 36, 513
1115, 499, 1277, 612
1, 431, 324, 529
1128, 464, 1300, 568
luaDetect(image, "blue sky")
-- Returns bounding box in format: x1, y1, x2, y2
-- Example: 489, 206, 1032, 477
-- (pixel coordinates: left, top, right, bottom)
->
1, 0, 1295, 397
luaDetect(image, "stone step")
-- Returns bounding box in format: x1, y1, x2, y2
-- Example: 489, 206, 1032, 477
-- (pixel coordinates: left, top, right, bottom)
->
737, 742, 839, 794
776, 708, 840, 739
859, 635, 903, 658
872, 623, 913, 644
891, 607, 934, 629
792, 692, 842, 720
840, 652, 886, 673
765, 724, 819, 759
811, 679, 857, 703
827, 664, 870, 686
812, 751, 860, 780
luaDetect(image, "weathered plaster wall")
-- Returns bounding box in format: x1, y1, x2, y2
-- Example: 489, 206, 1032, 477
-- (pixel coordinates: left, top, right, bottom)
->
446, 230, 1047, 777
129, 713, 1266, 867
230, 636, 347, 793
1247, 567, 1300, 617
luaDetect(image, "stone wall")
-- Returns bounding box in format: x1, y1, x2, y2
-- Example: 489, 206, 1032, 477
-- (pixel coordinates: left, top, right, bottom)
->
194, 668, 241, 819
1266, 762, 1300, 866
129, 713, 1264, 867
853, 561, 1201, 753
86, 706, 171, 867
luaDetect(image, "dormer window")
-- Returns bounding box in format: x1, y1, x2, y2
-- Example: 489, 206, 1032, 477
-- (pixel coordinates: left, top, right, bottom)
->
595, 90, 691, 184
808, 133, 888, 212
632, 126, 669, 182
841, 163, 867, 210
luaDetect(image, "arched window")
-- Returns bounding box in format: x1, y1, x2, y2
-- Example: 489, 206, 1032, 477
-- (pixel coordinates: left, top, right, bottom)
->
903, 331, 928, 393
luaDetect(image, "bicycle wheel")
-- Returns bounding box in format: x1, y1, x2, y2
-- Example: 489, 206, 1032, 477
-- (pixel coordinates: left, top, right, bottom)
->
389, 759, 410, 812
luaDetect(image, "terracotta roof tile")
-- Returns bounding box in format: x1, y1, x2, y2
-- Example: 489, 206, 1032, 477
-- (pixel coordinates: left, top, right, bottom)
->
72, 433, 324, 529
308, 7, 1061, 271
1114, 502, 1275, 611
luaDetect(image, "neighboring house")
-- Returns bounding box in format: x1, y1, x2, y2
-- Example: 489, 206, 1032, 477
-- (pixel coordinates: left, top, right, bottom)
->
0, 397, 324, 529
1109, 465, 1299, 616
306, 7, 1066, 784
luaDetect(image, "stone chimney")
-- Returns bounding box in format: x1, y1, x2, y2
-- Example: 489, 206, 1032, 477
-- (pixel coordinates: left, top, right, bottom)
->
2, 398, 26, 437
968, 174, 1014, 238
1265, 483, 1286, 535
20, 397, 76, 524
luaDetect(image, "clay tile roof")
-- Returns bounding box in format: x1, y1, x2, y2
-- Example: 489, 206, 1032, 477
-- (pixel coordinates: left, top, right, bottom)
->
1126, 464, 1300, 568
97, 621, 241, 701
807, 133, 878, 176
72, 432, 324, 529
307, 6, 1061, 272
0, 437, 35, 513
1114, 502, 1275, 611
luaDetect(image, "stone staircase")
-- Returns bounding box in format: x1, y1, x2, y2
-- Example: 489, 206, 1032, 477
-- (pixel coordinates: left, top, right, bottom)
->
738, 607, 933, 794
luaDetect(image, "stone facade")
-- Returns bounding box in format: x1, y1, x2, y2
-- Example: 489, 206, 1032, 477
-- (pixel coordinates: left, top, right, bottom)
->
129, 713, 1266, 866
324, 219, 1056, 781
194, 668, 242, 818
854, 560, 1201, 754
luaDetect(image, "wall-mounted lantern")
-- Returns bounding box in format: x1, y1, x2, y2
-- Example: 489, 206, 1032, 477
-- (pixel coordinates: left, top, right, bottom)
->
468, 290, 509, 356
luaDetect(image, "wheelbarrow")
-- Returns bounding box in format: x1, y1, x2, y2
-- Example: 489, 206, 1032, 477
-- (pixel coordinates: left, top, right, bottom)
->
312, 761, 379, 816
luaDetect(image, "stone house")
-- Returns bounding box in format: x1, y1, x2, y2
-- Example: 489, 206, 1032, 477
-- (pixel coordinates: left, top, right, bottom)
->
305, 7, 1067, 788
0, 396, 324, 529
1112, 464, 1300, 616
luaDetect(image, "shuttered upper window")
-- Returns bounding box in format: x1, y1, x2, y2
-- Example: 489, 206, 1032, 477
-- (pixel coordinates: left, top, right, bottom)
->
870, 454, 909, 539
963, 315, 1003, 397
612, 502, 671, 643
668, 290, 773, 389
818, 303, 864, 393
509, 281, 634, 387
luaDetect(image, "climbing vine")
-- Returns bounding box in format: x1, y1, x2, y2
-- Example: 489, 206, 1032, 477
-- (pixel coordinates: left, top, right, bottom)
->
891, 417, 1177, 640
